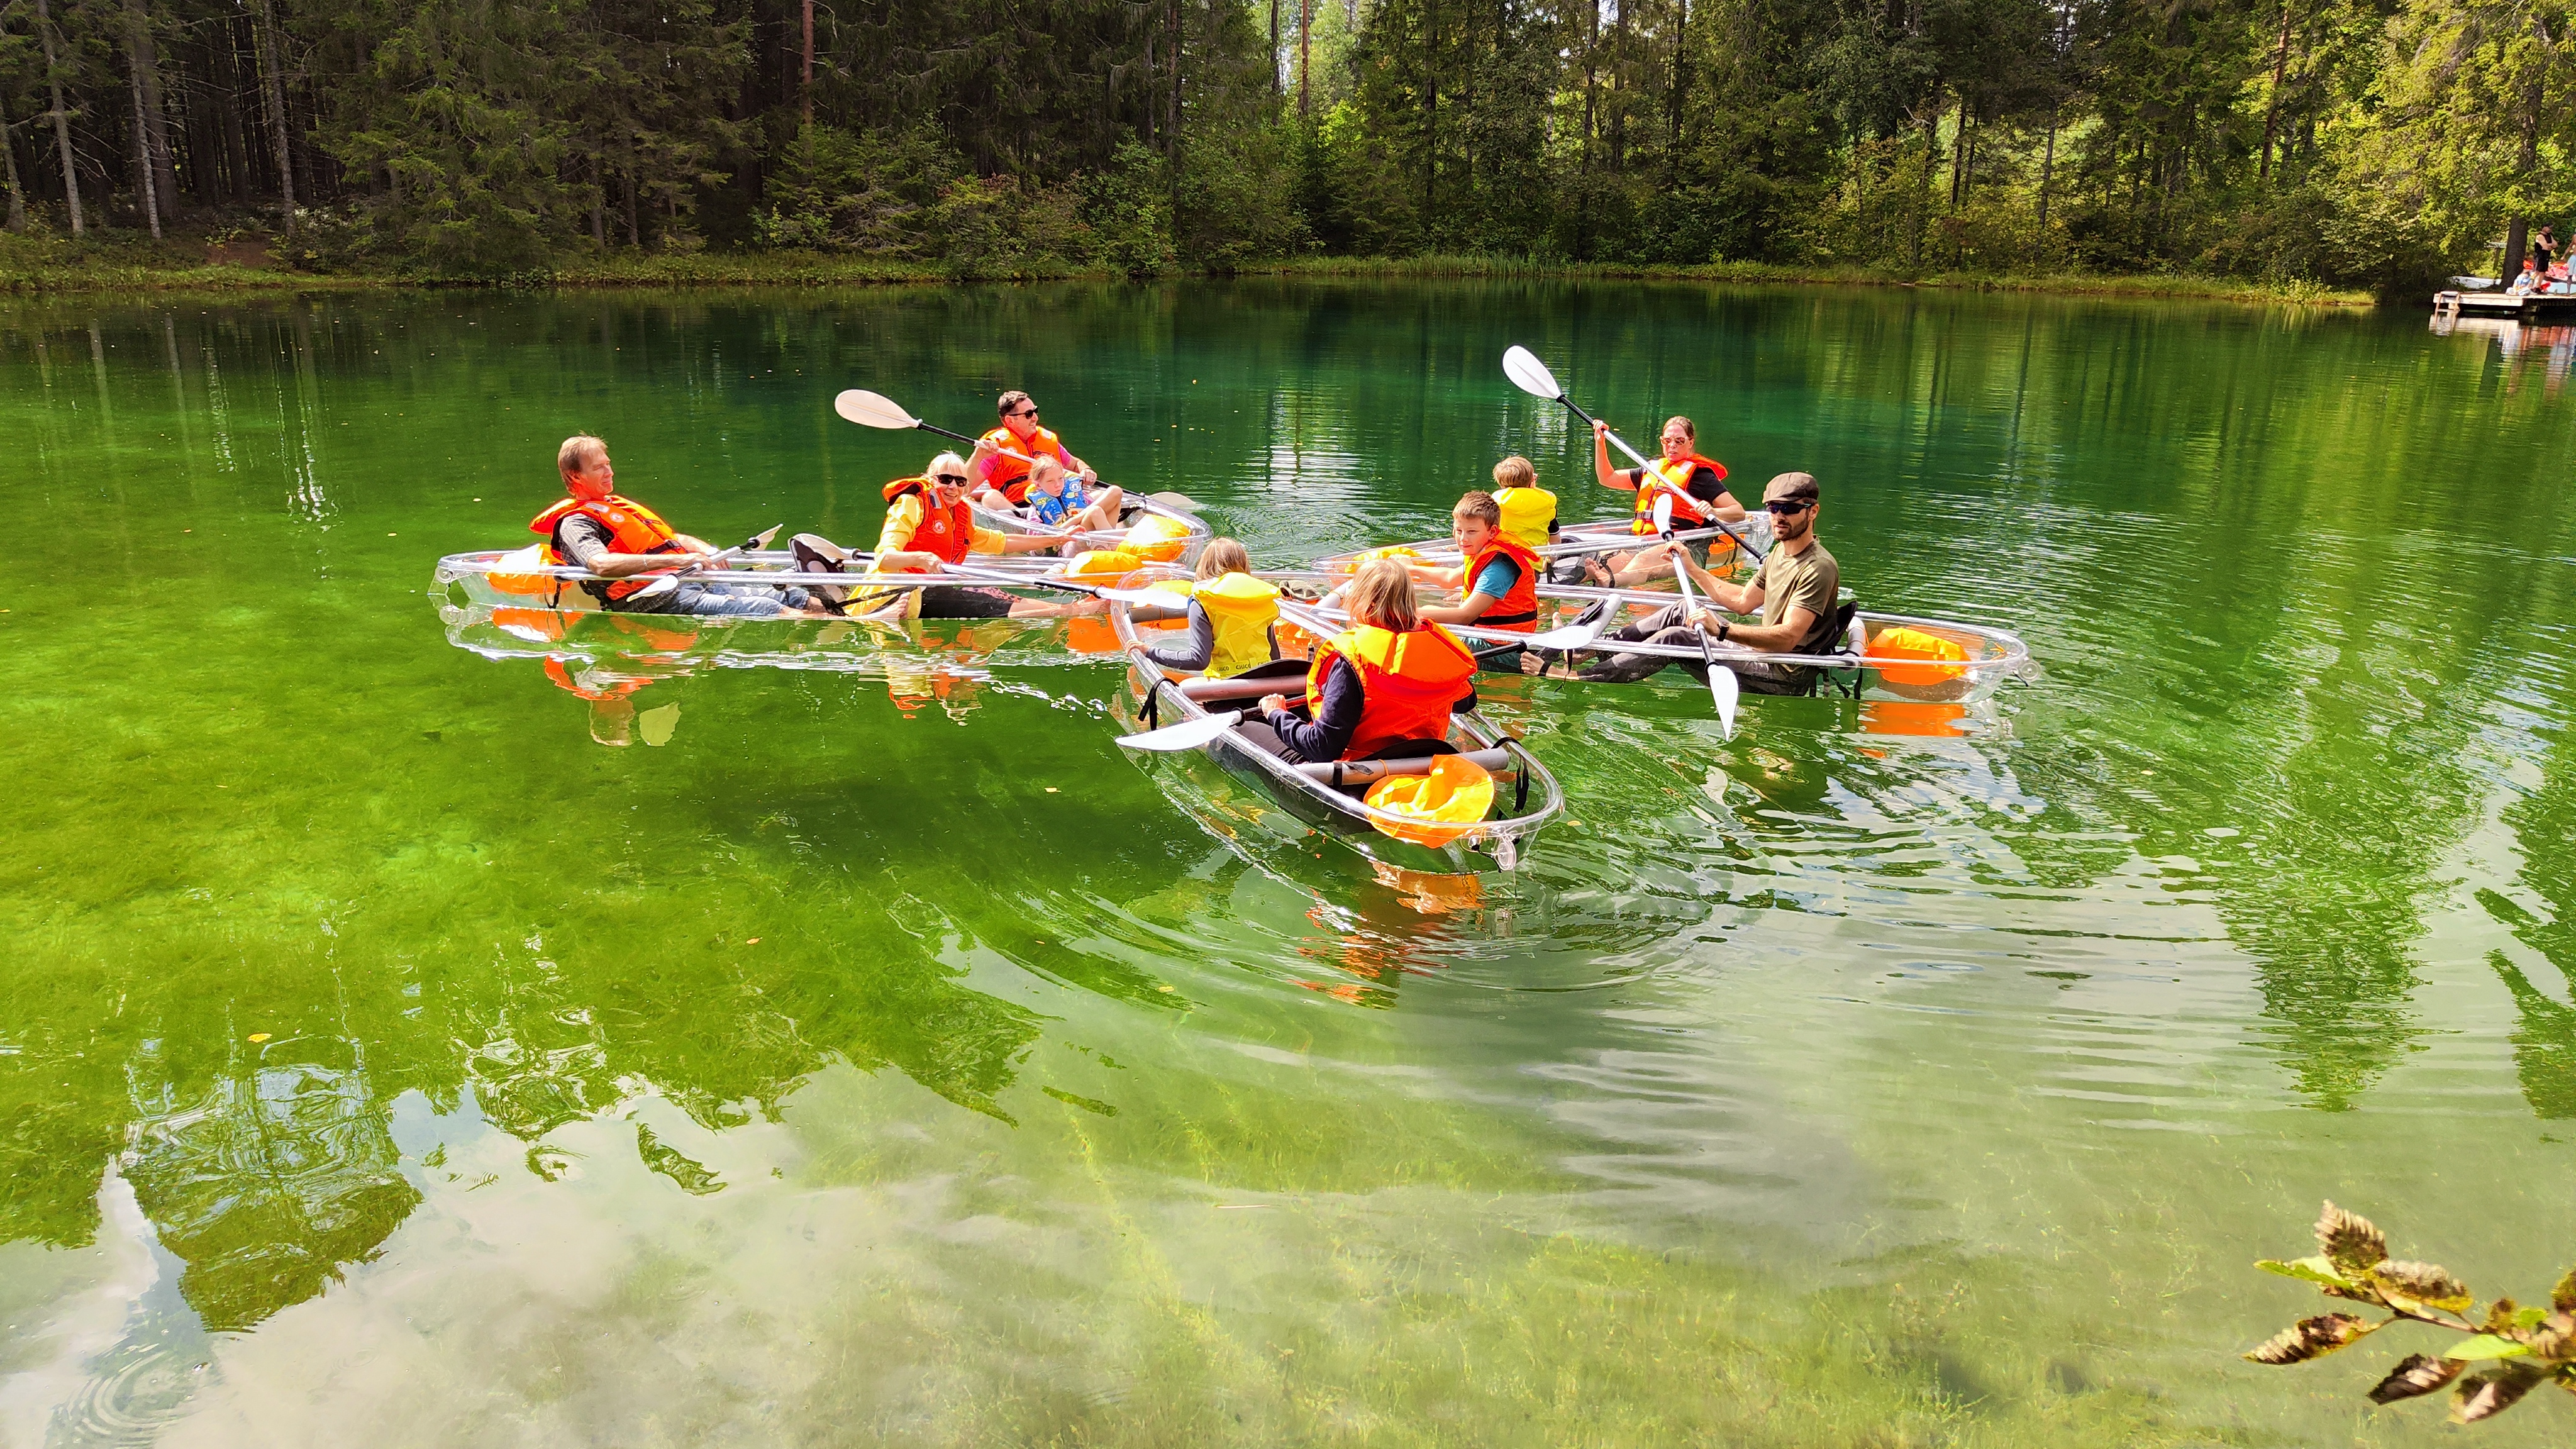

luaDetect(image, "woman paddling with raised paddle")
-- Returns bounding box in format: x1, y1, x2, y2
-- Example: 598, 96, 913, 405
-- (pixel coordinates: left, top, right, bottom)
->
1580, 415, 1749, 587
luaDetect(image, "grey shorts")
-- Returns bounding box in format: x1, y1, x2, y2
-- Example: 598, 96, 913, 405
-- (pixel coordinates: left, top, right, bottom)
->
612, 582, 812, 618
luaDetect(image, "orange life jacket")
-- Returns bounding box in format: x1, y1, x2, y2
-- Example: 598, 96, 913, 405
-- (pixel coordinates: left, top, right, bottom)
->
1629, 453, 1729, 535
531, 493, 684, 601
1304, 623, 1478, 761
977, 423, 1072, 504
881, 476, 978, 566
1462, 535, 1542, 631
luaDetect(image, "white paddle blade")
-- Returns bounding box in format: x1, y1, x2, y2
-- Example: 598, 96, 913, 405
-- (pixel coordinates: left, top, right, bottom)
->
1524, 618, 1600, 650
1502, 345, 1563, 400
1652, 494, 1675, 535
1710, 661, 1740, 740
834, 389, 921, 430
1117, 708, 1245, 753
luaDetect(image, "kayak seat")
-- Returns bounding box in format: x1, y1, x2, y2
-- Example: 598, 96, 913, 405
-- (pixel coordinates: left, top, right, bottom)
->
1829, 599, 1860, 649
1823, 598, 1865, 698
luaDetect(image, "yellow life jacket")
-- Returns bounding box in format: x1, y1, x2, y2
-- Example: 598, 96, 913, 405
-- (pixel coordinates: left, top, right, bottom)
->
1123, 513, 1196, 562
1493, 486, 1557, 550
1194, 572, 1280, 680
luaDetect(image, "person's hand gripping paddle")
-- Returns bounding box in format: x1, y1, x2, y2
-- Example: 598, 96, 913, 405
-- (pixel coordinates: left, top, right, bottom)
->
625, 525, 782, 604
1655, 495, 1740, 739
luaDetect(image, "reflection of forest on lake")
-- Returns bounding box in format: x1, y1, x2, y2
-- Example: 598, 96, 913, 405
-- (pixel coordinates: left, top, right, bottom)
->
4, 282, 2575, 1378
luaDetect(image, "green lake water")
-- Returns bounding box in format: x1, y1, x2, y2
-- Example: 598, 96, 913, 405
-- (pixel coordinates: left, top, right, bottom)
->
4, 282, 2574, 1446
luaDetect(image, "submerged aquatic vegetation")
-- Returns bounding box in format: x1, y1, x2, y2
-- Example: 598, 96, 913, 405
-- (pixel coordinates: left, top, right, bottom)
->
2246, 1202, 2576, 1423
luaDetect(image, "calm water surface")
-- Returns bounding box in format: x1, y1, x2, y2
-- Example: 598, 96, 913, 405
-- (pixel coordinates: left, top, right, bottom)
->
4, 282, 2573, 1446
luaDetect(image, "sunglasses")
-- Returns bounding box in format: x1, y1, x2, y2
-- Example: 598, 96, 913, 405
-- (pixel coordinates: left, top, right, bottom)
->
1009, 408, 1040, 419
934, 474, 969, 486
1764, 498, 1815, 516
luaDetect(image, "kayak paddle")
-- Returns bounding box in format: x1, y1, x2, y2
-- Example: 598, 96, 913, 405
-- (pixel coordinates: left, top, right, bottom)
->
940, 563, 1177, 608
1116, 706, 1252, 752
626, 525, 782, 604
1501, 344, 1767, 564
1658, 496, 1738, 738
833, 389, 1037, 464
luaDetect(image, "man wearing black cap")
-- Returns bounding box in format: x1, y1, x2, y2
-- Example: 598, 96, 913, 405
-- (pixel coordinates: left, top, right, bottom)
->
1576, 471, 1841, 694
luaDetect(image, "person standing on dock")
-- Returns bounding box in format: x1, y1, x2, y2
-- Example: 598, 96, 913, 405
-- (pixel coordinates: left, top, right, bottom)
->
533, 435, 835, 618
1574, 472, 1843, 696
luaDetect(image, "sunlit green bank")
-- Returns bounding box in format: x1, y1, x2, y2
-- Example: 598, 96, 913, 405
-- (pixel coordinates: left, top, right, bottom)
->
4, 282, 2574, 1446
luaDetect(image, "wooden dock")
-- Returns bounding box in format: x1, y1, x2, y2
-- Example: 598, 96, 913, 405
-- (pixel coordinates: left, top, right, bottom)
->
2432, 289, 2576, 323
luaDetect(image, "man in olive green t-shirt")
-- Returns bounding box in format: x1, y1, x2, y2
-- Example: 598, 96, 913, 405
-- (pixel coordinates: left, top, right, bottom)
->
1577, 472, 1842, 694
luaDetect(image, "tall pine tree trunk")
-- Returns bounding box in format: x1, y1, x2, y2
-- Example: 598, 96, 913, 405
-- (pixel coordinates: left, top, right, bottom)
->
252, 0, 297, 227
126, 0, 178, 218
131, 57, 160, 236
1299, 0, 1311, 119
35, 0, 83, 235
3, 127, 27, 231
2258, 0, 2294, 184
1424, 0, 1439, 239
2035, 104, 2057, 259
2502, 34, 2544, 276
1667, 0, 1686, 184
801, 0, 814, 124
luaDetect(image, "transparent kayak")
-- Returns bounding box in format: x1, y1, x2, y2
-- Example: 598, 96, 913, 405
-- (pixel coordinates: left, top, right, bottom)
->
1104, 568, 1565, 872
970, 491, 1213, 567
431, 547, 1113, 616
1308, 514, 1774, 576
1257, 572, 2033, 706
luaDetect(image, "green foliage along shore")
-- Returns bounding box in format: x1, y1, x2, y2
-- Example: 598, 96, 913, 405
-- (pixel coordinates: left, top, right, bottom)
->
1, 0, 2568, 295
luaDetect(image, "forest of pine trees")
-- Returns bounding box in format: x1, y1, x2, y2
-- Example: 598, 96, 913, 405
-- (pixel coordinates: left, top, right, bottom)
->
1, 0, 2570, 292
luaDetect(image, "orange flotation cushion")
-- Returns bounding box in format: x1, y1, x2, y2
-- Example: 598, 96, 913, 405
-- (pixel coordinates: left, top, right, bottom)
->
1865, 625, 1972, 686
1363, 753, 1496, 848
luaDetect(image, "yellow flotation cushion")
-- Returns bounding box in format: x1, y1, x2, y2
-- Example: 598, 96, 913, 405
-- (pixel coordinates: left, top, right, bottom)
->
1123, 514, 1196, 562
1364, 753, 1496, 848
1065, 547, 1144, 577
1865, 625, 1972, 686
1336, 544, 1420, 574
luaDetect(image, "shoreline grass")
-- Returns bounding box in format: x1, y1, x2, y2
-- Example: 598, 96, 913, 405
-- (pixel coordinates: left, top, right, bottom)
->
0, 232, 2377, 308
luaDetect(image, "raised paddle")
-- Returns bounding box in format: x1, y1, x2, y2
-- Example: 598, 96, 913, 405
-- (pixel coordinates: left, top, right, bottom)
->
833, 389, 1035, 460
1657, 495, 1739, 738
1500, 345, 1768, 565
835, 389, 1111, 536
625, 524, 782, 603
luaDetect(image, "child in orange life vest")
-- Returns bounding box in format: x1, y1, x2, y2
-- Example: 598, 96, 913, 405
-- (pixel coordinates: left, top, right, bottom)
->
1411, 489, 1546, 671
1258, 558, 1479, 763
